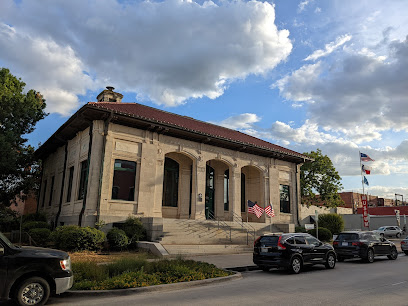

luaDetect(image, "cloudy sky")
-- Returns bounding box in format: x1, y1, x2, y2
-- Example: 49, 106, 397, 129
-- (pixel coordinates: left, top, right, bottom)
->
1, 0, 407, 200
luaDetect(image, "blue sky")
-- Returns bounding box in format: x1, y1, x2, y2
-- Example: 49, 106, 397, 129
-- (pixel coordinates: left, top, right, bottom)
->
1, 0, 407, 200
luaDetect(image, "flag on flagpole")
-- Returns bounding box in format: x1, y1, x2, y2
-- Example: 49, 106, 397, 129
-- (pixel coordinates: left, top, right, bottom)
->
248, 200, 264, 218
363, 176, 369, 186
362, 165, 371, 175
360, 153, 374, 162
265, 204, 275, 217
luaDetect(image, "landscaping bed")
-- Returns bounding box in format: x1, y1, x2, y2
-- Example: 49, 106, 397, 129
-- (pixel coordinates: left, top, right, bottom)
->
71, 255, 233, 290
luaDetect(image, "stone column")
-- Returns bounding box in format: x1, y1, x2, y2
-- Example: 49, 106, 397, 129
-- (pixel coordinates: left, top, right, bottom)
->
230, 169, 241, 221
195, 159, 207, 220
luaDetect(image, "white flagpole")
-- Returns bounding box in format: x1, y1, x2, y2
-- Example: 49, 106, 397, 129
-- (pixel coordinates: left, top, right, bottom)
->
359, 151, 365, 195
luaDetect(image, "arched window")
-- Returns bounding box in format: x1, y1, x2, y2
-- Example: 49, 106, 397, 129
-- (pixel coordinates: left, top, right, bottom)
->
162, 157, 179, 207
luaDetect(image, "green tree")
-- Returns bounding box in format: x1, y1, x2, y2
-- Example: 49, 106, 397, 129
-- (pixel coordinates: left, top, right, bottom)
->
318, 213, 344, 235
0, 68, 47, 207
301, 149, 344, 207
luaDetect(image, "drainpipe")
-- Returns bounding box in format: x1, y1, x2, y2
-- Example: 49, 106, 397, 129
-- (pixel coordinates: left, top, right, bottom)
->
96, 112, 113, 224
78, 122, 93, 226
55, 143, 68, 228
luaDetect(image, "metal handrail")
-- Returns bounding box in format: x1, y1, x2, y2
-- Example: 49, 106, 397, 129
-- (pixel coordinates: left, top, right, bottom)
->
207, 210, 232, 242
232, 211, 256, 245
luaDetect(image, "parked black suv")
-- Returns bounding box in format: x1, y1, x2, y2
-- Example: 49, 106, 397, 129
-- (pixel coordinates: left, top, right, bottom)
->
333, 231, 398, 263
253, 233, 336, 274
0, 232, 73, 306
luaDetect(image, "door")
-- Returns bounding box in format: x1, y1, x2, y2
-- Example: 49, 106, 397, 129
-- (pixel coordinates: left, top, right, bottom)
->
205, 165, 215, 219
306, 236, 326, 263
294, 236, 312, 262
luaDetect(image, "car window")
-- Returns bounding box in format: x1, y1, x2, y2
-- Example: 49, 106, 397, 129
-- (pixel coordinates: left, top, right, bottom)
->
260, 236, 279, 246
285, 237, 295, 245
378, 227, 385, 230
361, 233, 370, 240
388, 227, 395, 230
294, 236, 307, 245
371, 233, 382, 241
337, 233, 359, 241
306, 237, 321, 246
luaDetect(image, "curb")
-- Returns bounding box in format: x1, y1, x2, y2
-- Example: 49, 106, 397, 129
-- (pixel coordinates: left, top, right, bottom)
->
64, 272, 242, 297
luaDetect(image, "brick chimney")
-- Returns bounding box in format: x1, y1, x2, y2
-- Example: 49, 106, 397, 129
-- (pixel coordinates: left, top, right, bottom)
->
96, 86, 123, 103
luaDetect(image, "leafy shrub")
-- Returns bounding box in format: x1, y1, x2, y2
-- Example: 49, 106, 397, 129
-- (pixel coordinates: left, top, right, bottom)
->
0, 207, 19, 232
22, 221, 50, 232
122, 216, 147, 248
51, 225, 105, 251
107, 228, 129, 251
295, 226, 307, 233
71, 257, 232, 290
22, 212, 48, 223
318, 213, 344, 235
28, 228, 51, 246
307, 227, 332, 242
106, 257, 147, 277
72, 261, 109, 284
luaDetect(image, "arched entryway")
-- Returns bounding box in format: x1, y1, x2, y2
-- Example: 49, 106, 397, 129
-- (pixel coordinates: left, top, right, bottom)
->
241, 165, 265, 223
205, 159, 231, 220
162, 152, 194, 219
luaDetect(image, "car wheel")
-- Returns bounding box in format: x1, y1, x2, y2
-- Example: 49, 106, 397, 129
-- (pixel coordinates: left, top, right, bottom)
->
337, 256, 345, 262
259, 266, 270, 272
404, 251, 408, 256
364, 248, 375, 263
325, 252, 336, 269
387, 247, 398, 260
289, 256, 302, 274
15, 276, 50, 306
396, 233, 401, 238
380, 233, 384, 238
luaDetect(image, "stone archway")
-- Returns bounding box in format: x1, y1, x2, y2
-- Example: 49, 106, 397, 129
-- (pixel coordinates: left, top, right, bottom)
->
241, 165, 265, 223
162, 152, 194, 219
205, 159, 231, 220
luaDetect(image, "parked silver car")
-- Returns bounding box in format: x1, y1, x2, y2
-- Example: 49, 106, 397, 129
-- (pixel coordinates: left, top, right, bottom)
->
401, 237, 408, 255
374, 226, 403, 238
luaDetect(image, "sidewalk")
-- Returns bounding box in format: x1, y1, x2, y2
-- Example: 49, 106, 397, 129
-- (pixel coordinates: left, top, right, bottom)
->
185, 253, 255, 270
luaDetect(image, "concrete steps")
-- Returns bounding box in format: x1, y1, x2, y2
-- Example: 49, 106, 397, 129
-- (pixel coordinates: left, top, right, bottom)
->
159, 218, 282, 255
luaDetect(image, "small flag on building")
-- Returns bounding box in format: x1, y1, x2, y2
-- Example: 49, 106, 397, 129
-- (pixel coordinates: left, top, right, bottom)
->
362, 165, 371, 175
363, 176, 369, 186
360, 153, 374, 162
265, 204, 275, 217
248, 200, 264, 218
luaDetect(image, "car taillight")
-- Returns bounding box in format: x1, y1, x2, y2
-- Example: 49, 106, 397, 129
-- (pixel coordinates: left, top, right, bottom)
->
333, 241, 339, 246
401, 241, 406, 245
352, 242, 364, 246
277, 236, 286, 250
254, 236, 261, 246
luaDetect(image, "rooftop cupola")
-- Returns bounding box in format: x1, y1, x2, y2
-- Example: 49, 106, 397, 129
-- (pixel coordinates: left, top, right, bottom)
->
96, 86, 123, 103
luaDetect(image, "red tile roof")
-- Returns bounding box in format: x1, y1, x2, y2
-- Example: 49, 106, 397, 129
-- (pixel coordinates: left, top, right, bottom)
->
88, 102, 309, 160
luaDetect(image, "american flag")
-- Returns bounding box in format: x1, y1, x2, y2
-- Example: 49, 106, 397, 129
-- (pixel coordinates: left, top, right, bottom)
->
265, 204, 275, 217
248, 200, 264, 218
360, 153, 374, 162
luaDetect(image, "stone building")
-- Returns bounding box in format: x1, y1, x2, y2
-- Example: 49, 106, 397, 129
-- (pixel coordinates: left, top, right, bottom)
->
36, 87, 311, 241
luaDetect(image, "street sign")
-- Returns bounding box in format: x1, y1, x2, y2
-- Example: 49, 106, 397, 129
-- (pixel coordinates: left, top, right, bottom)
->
361, 194, 369, 228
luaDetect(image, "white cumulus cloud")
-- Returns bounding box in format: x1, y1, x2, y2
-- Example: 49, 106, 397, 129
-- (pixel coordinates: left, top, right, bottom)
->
0, 0, 293, 113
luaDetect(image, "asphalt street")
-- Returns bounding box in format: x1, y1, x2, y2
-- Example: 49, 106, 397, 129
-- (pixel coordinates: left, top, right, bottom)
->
20, 253, 408, 306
